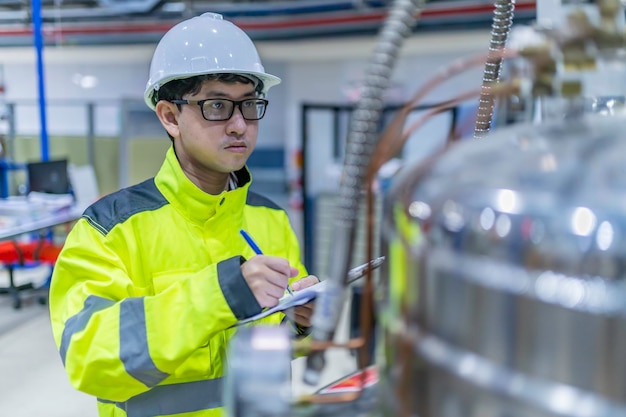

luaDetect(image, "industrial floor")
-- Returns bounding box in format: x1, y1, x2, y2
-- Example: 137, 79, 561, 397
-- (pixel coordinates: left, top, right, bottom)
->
0, 265, 358, 417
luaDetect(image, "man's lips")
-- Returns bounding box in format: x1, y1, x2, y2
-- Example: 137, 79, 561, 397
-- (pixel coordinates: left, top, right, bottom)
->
225, 143, 248, 153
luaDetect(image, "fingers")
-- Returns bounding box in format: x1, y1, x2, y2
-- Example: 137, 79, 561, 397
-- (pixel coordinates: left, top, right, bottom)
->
291, 303, 315, 328
263, 256, 299, 279
290, 275, 320, 291
241, 255, 300, 308
288, 275, 319, 327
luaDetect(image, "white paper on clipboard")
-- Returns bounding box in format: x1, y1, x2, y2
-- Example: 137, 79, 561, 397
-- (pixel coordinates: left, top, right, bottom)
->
236, 280, 327, 325
236, 256, 385, 326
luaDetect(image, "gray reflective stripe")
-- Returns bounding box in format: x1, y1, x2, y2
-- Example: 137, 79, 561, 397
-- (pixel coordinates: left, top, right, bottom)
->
119, 298, 169, 387
97, 398, 116, 405
60, 295, 115, 365
98, 377, 224, 417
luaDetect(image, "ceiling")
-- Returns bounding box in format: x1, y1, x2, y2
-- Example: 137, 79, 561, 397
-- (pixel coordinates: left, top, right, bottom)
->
0, 0, 537, 47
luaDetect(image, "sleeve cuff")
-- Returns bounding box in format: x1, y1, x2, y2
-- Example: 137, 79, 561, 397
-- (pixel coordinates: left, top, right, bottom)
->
217, 256, 262, 320
282, 316, 313, 339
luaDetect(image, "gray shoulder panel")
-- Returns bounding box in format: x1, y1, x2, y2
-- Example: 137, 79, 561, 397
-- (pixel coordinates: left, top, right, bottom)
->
82, 179, 168, 236
246, 191, 285, 211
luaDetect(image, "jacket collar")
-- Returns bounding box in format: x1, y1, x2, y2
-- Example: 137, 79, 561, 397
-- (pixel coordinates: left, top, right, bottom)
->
155, 147, 251, 225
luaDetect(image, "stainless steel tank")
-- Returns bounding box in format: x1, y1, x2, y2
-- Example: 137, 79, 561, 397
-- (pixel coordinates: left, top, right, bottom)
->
379, 111, 626, 417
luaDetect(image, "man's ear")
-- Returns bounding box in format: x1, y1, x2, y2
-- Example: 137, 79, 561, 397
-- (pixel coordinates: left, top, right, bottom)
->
155, 100, 181, 139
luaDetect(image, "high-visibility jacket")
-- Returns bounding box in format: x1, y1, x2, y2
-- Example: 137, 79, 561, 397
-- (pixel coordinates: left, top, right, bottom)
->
49, 146, 308, 417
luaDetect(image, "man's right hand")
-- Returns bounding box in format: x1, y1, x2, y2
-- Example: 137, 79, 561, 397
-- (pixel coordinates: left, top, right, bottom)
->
240, 255, 299, 308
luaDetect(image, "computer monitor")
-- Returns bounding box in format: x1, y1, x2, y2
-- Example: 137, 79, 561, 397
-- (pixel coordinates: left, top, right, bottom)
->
27, 159, 71, 195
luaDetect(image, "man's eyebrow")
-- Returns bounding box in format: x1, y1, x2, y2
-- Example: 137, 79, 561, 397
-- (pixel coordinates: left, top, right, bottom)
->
202, 90, 257, 99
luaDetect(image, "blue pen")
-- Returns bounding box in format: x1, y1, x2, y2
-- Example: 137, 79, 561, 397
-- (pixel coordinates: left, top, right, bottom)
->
240, 229, 294, 296
239, 229, 263, 255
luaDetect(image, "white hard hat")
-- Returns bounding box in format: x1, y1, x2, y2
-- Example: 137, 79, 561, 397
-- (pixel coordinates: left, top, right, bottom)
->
144, 12, 281, 110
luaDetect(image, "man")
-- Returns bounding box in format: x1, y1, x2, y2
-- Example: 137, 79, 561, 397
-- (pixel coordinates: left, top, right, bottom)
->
49, 12, 318, 417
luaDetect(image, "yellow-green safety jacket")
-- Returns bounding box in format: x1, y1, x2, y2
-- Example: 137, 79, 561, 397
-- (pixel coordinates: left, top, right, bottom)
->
49, 147, 308, 417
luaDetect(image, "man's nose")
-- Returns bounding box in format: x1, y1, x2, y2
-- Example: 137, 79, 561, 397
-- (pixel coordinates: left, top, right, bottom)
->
226, 106, 247, 133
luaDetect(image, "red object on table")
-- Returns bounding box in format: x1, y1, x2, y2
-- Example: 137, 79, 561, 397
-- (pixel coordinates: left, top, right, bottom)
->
0, 238, 63, 308
317, 365, 378, 394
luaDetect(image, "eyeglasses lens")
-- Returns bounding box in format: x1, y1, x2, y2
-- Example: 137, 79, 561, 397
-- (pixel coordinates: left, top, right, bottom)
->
202, 99, 266, 121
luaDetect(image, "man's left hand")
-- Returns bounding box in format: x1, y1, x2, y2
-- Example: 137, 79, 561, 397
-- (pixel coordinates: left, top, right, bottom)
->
289, 275, 319, 328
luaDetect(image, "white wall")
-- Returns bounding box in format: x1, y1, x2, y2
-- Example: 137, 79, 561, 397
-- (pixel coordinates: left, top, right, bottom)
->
2, 45, 152, 136
0, 29, 492, 189
277, 31, 491, 195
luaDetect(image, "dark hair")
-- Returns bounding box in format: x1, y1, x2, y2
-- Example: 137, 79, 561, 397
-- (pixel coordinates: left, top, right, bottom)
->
157, 73, 263, 102
156, 73, 264, 141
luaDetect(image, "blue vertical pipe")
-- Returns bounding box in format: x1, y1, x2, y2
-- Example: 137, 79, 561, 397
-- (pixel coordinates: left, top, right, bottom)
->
32, 0, 49, 161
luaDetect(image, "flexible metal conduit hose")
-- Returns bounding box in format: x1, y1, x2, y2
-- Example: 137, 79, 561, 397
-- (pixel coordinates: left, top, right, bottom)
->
303, 0, 424, 386
473, 0, 515, 139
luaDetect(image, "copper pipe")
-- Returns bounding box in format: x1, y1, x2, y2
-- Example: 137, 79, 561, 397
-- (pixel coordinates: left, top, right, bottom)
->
304, 0, 423, 385
357, 181, 377, 370
293, 337, 366, 355
296, 390, 364, 405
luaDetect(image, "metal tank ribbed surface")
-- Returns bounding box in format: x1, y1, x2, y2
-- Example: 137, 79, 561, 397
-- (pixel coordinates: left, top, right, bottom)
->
378, 112, 626, 417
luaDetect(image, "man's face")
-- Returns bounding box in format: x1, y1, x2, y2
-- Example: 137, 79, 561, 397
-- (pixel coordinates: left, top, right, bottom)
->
162, 79, 259, 186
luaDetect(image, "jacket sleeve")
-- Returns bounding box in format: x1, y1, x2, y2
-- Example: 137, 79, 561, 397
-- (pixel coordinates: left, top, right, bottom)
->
49, 218, 261, 402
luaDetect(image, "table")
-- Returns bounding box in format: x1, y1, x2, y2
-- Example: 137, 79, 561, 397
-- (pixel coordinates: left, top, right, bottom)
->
0, 204, 85, 241
0, 199, 86, 308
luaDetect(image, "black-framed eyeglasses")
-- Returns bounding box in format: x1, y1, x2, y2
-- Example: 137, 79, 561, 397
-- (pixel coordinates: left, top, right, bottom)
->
170, 98, 269, 121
